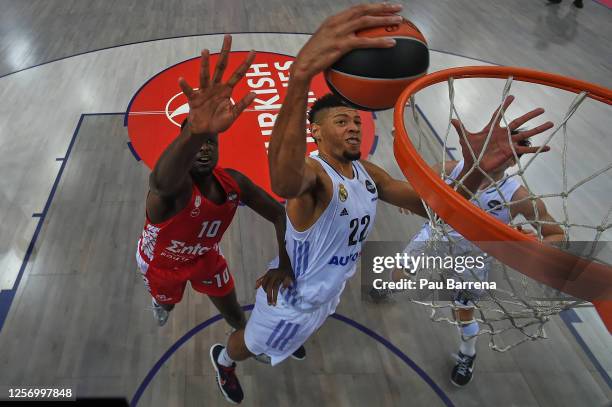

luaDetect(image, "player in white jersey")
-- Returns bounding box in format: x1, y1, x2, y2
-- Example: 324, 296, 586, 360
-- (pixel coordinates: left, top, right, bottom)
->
208, 3, 553, 404
372, 129, 565, 387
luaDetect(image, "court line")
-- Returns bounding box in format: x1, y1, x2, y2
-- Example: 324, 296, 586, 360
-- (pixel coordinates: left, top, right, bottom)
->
0, 112, 125, 333
0, 31, 313, 80
414, 103, 457, 160
129, 305, 455, 407
560, 309, 612, 389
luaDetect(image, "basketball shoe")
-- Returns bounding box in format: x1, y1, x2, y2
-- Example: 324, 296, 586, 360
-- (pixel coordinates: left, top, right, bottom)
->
290, 345, 307, 360
210, 344, 244, 404
451, 351, 476, 387
151, 298, 169, 326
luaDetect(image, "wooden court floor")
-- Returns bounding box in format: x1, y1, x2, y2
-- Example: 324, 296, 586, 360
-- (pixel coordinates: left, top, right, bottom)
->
0, 1, 611, 406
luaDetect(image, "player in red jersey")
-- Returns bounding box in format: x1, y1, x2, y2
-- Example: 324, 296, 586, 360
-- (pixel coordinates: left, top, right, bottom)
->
136, 35, 295, 333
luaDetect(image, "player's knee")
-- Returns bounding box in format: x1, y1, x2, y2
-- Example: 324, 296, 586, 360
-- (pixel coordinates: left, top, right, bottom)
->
227, 329, 252, 361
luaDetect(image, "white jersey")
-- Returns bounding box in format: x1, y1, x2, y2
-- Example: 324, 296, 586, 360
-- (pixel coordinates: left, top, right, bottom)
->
281, 155, 378, 310
414, 160, 521, 241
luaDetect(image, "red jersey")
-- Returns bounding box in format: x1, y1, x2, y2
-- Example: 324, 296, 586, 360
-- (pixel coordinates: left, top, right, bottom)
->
137, 167, 241, 269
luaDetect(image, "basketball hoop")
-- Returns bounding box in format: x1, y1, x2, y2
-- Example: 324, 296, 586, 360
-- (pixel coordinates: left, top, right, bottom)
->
393, 66, 612, 338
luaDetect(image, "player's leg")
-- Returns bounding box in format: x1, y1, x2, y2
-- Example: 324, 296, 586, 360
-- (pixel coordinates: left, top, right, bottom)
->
210, 287, 323, 403
207, 288, 247, 330
451, 295, 478, 387
136, 252, 185, 326
190, 254, 246, 330
146, 272, 184, 326
209, 328, 251, 404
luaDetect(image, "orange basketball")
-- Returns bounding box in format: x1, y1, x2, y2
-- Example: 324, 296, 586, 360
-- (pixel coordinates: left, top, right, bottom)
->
325, 18, 429, 111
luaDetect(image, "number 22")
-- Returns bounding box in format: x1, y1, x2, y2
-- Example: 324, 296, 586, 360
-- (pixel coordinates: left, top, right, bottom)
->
348, 215, 370, 246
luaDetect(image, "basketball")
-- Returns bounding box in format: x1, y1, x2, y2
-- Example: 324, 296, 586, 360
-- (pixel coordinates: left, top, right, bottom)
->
324, 17, 429, 111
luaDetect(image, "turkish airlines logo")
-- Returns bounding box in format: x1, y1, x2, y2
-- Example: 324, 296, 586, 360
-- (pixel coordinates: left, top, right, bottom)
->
166, 91, 190, 127
126, 51, 376, 200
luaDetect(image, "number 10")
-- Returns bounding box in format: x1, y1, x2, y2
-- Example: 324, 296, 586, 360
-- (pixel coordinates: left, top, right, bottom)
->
198, 220, 221, 238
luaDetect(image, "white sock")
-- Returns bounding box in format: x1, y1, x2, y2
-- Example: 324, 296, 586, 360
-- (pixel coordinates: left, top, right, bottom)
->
217, 347, 235, 367
459, 322, 479, 357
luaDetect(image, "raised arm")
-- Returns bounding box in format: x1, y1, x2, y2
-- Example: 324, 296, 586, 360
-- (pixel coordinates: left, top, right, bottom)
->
268, 3, 404, 198
149, 35, 256, 199
146, 36, 256, 223
378, 94, 554, 217
149, 121, 211, 199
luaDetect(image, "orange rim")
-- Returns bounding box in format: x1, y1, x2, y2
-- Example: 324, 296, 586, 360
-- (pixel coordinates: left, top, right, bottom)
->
393, 66, 612, 333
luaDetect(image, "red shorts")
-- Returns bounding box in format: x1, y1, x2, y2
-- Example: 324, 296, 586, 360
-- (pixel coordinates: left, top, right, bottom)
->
136, 250, 234, 304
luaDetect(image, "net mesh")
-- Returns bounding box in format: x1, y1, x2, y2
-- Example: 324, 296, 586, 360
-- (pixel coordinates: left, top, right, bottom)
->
397, 74, 611, 351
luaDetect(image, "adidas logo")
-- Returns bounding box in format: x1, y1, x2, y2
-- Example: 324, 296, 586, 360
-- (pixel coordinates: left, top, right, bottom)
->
340, 208, 349, 216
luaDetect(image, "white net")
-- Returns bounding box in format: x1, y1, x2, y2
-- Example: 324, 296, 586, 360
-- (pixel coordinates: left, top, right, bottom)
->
397, 72, 612, 351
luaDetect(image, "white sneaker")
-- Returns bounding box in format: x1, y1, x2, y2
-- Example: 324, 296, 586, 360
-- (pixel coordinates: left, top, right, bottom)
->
151, 298, 169, 326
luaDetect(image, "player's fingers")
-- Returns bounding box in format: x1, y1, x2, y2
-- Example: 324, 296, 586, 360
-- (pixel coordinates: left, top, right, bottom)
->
512, 121, 554, 140
178, 77, 195, 99
450, 119, 468, 137
232, 92, 256, 117
347, 36, 396, 50
227, 50, 256, 88
255, 275, 265, 289
282, 276, 293, 289
507, 108, 545, 130
342, 2, 403, 22
266, 283, 274, 305
271, 282, 279, 306
343, 13, 403, 36
487, 95, 515, 129
199, 49, 210, 89
212, 35, 232, 83
515, 145, 551, 155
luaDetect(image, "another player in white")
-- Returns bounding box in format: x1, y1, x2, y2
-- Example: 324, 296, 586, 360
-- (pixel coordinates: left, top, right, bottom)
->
376, 128, 564, 387
208, 3, 553, 404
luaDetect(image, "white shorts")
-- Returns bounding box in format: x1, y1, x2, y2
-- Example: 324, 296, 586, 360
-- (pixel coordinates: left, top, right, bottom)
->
244, 287, 341, 366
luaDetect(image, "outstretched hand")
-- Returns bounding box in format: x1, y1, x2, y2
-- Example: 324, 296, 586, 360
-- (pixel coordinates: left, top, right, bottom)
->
179, 35, 257, 135
452, 95, 553, 173
255, 267, 295, 306
292, 3, 403, 80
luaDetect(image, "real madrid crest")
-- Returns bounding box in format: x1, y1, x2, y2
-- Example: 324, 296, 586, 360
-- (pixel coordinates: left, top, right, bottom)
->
365, 179, 377, 194
338, 183, 348, 202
